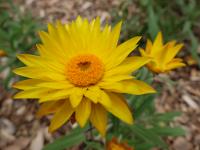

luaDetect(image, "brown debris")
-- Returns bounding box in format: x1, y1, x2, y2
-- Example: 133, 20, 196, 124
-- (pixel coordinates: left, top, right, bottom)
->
0, 0, 200, 150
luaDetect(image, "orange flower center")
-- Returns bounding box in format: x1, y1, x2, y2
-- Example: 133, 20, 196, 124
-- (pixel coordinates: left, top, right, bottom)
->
67, 54, 104, 87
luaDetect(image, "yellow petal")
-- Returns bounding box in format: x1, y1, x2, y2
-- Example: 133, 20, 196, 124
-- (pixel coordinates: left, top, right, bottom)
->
13, 67, 66, 81
49, 100, 74, 132
84, 86, 111, 107
37, 81, 73, 89
165, 43, 184, 63
17, 54, 40, 66
90, 104, 107, 136
69, 88, 85, 107
101, 75, 133, 83
91, 25, 111, 60
145, 39, 153, 53
151, 32, 163, 55
104, 56, 151, 77
14, 88, 50, 99
84, 86, 99, 103
13, 79, 42, 90
105, 93, 133, 124
36, 100, 65, 117
99, 90, 112, 108
139, 48, 148, 57
75, 98, 91, 127
39, 89, 73, 103
36, 44, 53, 58
38, 31, 68, 62
100, 79, 156, 95
165, 59, 186, 71
54, 22, 75, 58
108, 21, 122, 50
106, 36, 141, 69
17, 54, 65, 73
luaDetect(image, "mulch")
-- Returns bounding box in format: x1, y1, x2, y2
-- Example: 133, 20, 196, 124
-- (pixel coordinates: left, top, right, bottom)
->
0, 0, 200, 150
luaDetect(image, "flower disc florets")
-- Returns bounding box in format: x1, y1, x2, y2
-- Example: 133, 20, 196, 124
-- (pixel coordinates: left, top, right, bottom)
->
67, 54, 104, 87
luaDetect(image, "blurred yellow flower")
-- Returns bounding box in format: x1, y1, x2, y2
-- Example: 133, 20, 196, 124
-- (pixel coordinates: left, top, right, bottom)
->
107, 137, 133, 150
140, 32, 186, 73
13, 17, 155, 136
0, 49, 6, 57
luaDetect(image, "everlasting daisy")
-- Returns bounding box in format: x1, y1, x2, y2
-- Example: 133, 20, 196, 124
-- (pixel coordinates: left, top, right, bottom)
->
107, 137, 133, 150
140, 32, 186, 73
0, 49, 6, 57
13, 17, 155, 136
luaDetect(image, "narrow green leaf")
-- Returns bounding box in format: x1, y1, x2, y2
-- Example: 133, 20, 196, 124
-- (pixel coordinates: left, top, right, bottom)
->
135, 142, 154, 150
152, 112, 181, 122
147, 5, 160, 39
129, 124, 168, 149
134, 95, 155, 119
43, 127, 85, 150
149, 127, 185, 137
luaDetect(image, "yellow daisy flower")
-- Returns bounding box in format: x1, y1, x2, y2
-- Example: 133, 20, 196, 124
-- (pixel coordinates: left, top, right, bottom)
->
0, 49, 6, 57
13, 17, 155, 136
140, 32, 186, 73
107, 137, 134, 150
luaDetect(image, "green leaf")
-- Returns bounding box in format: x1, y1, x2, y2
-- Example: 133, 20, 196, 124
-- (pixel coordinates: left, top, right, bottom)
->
152, 112, 181, 122
135, 142, 154, 150
134, 94, 155, 119
84, 141, 103, 150
149, 127, 185, 137
129, 124, 168, 149
43, 127, 85, 150
147, 5, 160, 39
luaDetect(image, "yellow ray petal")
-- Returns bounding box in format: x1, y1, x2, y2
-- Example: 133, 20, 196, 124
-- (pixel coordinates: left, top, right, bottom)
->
139, 48, 148, 57
91, 25, 111, 60
75, 98, 91, 127
17, 54, 41, 66
100, 79, 156, 95
108, 21, 122, 50
106, 36, 141, 69
54, 22, 75, 58
104, 56, 151, 77
17, 54, 65, 73
84, 86, 111, 107
47, 23, 57, 37
39, 89, 73, 103
90, 104, 107, 136
89, 17, 101, 51
105, 93, 133, 124
12, 79, 42, 90
36, 100, 65, 117
69, 88, 85, 107
165, 59, 186, 71
101, 75, 134, 85
14, 88, 50, 99
37, 81, 73, 89
38, 31, 68, 61
151, 32, 163, 55
98, 89, 112, 108
101, 75, 133, 83
67, 21, 88, 53
145, 39, 153, 53
84, 86, 99, 103
165, 43, 184, 63
90, 17, 100, 33
49, 100, 74, 132
36, 44, 48, 57
13, 67, 66, 81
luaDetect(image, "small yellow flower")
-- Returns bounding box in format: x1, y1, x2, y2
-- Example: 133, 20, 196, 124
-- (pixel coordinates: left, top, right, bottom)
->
0, 49, 6, 57
140, 32, 186, 73
13, 17, 155, 136
107, 137, 133, 150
